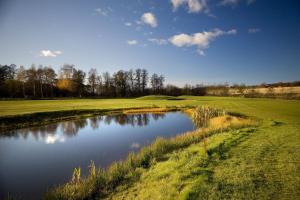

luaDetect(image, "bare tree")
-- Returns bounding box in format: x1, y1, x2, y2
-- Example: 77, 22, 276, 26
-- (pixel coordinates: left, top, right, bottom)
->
135, 68, 142, 93
127, 69, 135, 96
26, 64, 37, 97
141, 69, 148, 93
96, 74, 103, 96
37, 65, 45, 98
113, 70, 127, 97
72, 69, 86, 97
88, 68, 97, 96
16, 66, 27, 97
44, 66, 56, 97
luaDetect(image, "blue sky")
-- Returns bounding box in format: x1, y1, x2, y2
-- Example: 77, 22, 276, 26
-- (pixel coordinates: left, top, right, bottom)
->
0, 0, 299, 86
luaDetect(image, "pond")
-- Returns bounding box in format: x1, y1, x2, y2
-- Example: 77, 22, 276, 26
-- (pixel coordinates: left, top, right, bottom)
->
0, 111, 195, 199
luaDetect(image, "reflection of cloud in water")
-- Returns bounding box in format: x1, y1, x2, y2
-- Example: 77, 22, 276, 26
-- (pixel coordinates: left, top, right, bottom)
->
130, 142, 140, 149
44, 134, 65, 144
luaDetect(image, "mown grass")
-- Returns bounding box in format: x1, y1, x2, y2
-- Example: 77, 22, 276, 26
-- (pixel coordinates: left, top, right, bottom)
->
0, 96, 299, 199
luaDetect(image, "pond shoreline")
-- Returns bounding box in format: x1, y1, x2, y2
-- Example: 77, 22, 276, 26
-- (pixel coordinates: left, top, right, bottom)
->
45, 113, 257, 200
0, 106, 192, 133
1, 111, 197, 200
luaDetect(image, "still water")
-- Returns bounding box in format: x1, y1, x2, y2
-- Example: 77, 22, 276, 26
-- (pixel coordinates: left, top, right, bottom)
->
0, 112, 195, 199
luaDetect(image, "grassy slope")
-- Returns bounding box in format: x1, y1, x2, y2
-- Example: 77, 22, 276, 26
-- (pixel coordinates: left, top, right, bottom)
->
108, 97, 300, 199
1, 97, 300, 199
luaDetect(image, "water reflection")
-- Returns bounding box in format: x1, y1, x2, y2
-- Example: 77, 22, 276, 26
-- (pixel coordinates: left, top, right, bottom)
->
130, 142, 141, 149
0, 111, 195, 200
1, 113, 166, 144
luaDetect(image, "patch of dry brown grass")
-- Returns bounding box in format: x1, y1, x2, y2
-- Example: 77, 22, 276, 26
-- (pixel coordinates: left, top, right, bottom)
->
209, 115, 255, 130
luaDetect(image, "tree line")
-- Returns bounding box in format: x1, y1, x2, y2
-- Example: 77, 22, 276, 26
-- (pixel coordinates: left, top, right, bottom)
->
0, 64, 168, 98
1, 64, 299, 99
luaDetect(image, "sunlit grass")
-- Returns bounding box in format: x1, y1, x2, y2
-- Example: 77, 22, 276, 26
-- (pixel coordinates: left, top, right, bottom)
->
0, 96, 299, 199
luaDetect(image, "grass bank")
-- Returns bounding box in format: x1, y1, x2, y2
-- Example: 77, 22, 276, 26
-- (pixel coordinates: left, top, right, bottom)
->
0, 106, 189, 132
0, 97, 196, 132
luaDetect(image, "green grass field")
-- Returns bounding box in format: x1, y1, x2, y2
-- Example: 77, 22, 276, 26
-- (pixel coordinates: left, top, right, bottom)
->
1, 96, 300, 199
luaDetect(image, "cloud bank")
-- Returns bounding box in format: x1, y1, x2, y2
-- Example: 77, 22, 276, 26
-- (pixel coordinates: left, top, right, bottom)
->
127, 40, 138, 45
148, 38, 168, 45
171, 0, 208, 13
169, 29, 237, 55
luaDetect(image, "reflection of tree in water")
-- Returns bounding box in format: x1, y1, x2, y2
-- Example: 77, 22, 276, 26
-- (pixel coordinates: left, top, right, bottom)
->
30, 127, 41, 140
112, 114, 149, 127
106, 113, 161, 128
37, 124, 58, 139
136, 114, 143, 126
0, 123, 59, 141
1, 129, 23, 139
142, 114, 150, 126
104, 115, 113, 125
89, 116, 103, 129
2, 119, 88, 140
115, 114, 129, 125
151, 113, 165, 121
1, 113, 167, 140
60, 119, 87, 137
104, 113, 165, 127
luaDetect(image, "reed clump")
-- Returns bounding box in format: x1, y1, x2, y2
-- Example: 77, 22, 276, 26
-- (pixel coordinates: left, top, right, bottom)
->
192, 106, 226, 128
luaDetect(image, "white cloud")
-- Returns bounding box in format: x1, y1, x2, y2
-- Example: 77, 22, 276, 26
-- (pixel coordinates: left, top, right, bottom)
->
124, 22, 132, 26
95, 8, 108, 16
169, 28, 237, 55
228, 29, 237, 34
219, 0, 239, 6
127, 40, 138, 45
141, 12, 157, 28
54, 50, 62, 55
171, 0, 208, 13
219, 0, 255, 6
248, 28, 260, 33
39, 50, 62, 57
148, 38, 168, 45
197, 49, 206, 56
